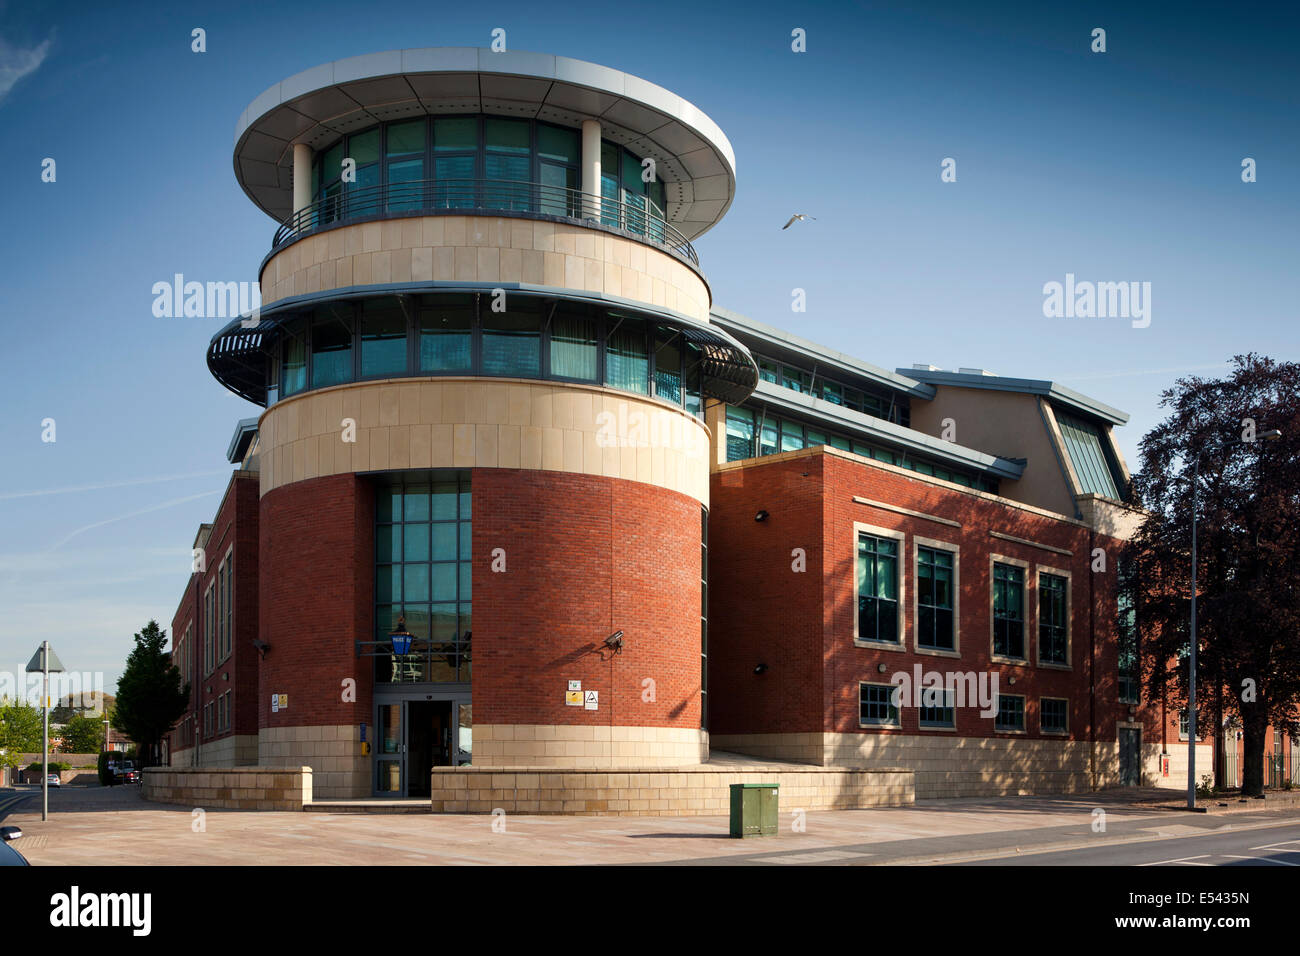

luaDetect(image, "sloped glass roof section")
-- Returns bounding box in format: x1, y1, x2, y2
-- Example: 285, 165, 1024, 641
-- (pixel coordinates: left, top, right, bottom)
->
1056, 410, 1123, 499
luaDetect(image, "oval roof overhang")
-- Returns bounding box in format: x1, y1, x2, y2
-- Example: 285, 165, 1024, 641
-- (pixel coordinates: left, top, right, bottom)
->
207, 282, 759, 408
234, 47, 737, 241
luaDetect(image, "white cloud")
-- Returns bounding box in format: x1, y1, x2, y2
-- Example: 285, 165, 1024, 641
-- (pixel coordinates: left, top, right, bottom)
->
0, 34, 52, 105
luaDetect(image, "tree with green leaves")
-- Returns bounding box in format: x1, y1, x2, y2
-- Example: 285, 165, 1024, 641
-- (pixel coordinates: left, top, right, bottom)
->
0, 698, 43, 774
1126, 354, 1300, 797
112, 620, 189, 769
60, 711, 108, 754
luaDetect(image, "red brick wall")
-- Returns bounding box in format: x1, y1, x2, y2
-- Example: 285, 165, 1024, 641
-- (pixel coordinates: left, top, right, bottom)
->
709, 448, 1142, 745
708, 455, 826, 735
259, 473, 375, 729
471, 469, 702, 730
169, 472, 259, 752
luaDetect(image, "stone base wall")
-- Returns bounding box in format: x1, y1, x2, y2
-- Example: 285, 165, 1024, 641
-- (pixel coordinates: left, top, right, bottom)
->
473, 725, 708, 768
1157, 742, 1214, 790
712, 732, 1152, 799
258, 726, 370, 799
142, 766, 312, 810
168, 735, 258, 769
429, 765, 912, 816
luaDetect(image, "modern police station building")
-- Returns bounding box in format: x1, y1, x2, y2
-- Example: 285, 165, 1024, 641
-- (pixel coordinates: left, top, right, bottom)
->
164, 47, 1172, 808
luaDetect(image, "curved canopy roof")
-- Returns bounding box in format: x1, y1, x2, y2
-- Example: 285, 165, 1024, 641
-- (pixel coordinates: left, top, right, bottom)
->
208, 282, 759, 408
234, 47, 737, 240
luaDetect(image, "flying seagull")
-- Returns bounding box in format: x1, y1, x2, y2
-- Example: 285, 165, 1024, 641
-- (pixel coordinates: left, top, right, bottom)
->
782, 214, 816, 230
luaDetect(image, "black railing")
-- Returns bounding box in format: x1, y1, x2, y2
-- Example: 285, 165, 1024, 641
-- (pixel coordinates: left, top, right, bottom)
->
272, 178, 698, 266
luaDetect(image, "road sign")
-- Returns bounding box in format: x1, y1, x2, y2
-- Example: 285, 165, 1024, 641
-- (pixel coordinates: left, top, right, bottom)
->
25, 644, 65, 673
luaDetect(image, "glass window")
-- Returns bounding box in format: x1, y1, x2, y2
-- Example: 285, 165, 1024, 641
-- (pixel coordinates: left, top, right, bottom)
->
654, 331, 682, 404
758, 359, 779, 384
805, 429, 826, 447
1041, 698, 1068, 734
780, 420, 803, 452
481, 305, 541, 377
600, 142, 621, 229
1039, 573, 1069, 664
725, 407, 754, 462
828, 435, 850, 451
917, 547, 955, 650
684, 347, 702, 419
605, 321, 648, 394
539, 162, 577, 217
282, 331, 306, 397
419, 298, 473, 373
781, 366, 811, 394
1118, 560, 1139, 704
1056, 410, 1122, 499
860, 683, 900, 727
995, 695, 1025, 732
434, 117, 478, 152
485, 117, 530, 154
537, 123, 579, 164
387, 119, 425, 156
919, 689, 955, 727
376, 473, 472, 683
349, 128, 380, 166
311, 311, 353, 388
857, 534, 899, 643
993, 563, 1025, 659
759, 419, 779, 456
550, 313, 597, 381
360, 299, 407, 378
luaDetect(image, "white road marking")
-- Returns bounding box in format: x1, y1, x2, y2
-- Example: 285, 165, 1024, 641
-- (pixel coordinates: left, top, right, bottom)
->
1139, 855, 1212, 866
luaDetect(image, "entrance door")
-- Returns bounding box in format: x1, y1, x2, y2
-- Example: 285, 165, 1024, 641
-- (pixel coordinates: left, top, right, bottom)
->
1119, 727, 1141, 786
406, 701, 453, 797
373, 698, 459, 796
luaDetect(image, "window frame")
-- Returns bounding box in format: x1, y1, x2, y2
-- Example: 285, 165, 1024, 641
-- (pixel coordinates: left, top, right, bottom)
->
989, 554, 1030, 665
858, 681, 902, 729
994, 693, 1027, 733
913, 536, 960, 657
1040, 696, 1069, 735
853, 522, 906, 649
917, 687, 957, 730
1035, 566, 1072, 669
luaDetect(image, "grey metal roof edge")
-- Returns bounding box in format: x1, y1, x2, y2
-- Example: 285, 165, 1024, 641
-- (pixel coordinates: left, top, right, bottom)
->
748, 381, 1025, 479
213, 281, 753, 353
233, 47, 736, 232
895, 368, 1129, 426
710, 307, 937, 400
226, 418, 260, 464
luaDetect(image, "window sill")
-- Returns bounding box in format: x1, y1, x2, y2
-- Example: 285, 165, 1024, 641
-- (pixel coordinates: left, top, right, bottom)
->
1037, 661, 1072, 671
854, 639, 906, 652
1041, 729, 1069, 737
918, 723, 957, 732
990, 655, 1028, 667
858, 722, 902, 731
994, 727, 1027, 735
915, 645, 961, 658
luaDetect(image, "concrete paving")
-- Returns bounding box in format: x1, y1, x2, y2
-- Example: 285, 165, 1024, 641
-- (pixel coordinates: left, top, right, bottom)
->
4, 784, 1298, 866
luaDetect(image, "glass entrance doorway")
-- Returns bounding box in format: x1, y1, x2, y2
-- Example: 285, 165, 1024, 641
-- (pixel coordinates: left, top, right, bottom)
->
373, 695, 471, 796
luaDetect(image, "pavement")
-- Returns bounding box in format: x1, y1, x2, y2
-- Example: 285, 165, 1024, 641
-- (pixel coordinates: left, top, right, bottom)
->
5, 783, 1300, 866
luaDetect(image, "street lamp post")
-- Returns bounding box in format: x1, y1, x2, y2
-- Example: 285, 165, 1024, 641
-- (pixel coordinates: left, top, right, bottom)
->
1188, 427, 1281, 809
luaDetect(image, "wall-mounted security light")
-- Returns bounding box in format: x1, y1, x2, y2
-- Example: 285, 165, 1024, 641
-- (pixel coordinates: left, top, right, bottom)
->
755, 510, 769, 522
753, 663, 768, 675
252, 638, 270, 659
1007, 675, 1016, 685
877, 663, 888, 674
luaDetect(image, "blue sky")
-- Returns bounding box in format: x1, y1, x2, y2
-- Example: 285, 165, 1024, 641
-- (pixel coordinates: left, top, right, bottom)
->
0, 0, 1295, 692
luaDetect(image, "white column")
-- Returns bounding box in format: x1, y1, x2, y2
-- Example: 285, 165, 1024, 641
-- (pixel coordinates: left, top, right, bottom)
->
581, 119, 601, 221
292, 143, 313, 217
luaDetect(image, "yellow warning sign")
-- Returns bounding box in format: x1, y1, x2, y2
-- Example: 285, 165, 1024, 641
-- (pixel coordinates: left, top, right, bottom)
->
565, 690, 582, 706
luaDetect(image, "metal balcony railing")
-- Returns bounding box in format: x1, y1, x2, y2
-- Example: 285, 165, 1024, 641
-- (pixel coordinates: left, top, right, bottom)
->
271, 178, 698, 266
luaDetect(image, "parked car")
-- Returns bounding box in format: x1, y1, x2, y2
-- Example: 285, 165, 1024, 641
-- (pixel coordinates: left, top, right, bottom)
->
0, 827, 28, 866
123, 769, 140, 785
46, 773, 60, 788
